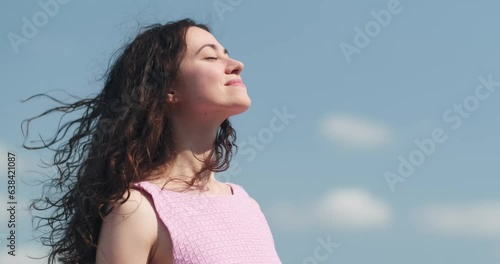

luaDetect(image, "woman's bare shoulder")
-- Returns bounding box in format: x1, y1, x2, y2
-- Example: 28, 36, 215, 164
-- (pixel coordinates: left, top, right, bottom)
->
105, 188, 157, 225
96, 188, 172, 263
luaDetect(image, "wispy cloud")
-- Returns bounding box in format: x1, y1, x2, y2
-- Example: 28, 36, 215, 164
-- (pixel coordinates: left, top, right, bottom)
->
314, 188, 392, 230
269, 187, 392, 230
320, 113, 393, 149
413, 201, 500, 237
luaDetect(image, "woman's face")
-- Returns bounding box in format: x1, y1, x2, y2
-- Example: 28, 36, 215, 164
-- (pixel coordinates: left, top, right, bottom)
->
172, 26, 251, 119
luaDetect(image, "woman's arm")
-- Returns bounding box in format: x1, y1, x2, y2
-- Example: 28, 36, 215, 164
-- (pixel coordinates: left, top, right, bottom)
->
96, 189, 167, 264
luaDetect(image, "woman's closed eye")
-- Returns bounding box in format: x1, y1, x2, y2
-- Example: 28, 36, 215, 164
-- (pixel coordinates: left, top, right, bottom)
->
205, 57, 218, 60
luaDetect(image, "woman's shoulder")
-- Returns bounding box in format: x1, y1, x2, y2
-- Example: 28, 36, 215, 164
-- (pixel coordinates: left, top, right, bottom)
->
97, 188, 173, 263
117, 188, 158, 219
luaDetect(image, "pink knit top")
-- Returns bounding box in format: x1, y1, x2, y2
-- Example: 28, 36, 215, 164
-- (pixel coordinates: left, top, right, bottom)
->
132, 181, 282, 263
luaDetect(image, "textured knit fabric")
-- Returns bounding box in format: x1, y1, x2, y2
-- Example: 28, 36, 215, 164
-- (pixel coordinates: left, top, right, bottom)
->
132, 181, 282, 264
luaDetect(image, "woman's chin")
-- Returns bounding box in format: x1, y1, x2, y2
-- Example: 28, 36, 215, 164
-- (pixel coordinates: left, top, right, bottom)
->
227, 101, 251, 117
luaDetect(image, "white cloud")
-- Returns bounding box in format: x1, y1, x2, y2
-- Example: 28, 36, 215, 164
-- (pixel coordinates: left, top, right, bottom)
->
268, 188, 392, 231
413, 201, 500, 237
320, 113, 393, 149
313, 188, 392, 230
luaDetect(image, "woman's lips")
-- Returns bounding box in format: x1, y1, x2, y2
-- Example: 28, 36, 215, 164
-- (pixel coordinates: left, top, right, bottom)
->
225, 79, 245, 87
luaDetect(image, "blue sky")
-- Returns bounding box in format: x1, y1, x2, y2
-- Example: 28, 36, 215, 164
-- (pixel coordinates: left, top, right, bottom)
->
1, 0, 500, 263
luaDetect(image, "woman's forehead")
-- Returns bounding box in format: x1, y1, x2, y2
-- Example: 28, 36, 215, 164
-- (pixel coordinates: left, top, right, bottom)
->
185, 27, 220, 53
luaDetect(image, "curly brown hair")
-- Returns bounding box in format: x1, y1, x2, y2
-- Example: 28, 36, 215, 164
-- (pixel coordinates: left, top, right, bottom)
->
21, 18, 239, 264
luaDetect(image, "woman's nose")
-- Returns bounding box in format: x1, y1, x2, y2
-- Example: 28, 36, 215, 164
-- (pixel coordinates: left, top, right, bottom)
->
226, 58, 244, 75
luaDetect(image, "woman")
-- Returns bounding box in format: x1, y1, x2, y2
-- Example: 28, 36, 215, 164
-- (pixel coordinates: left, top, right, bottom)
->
23, 18, 282, 263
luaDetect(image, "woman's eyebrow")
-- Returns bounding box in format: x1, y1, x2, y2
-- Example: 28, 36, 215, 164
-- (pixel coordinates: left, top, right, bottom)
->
195, 43, 229, 56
